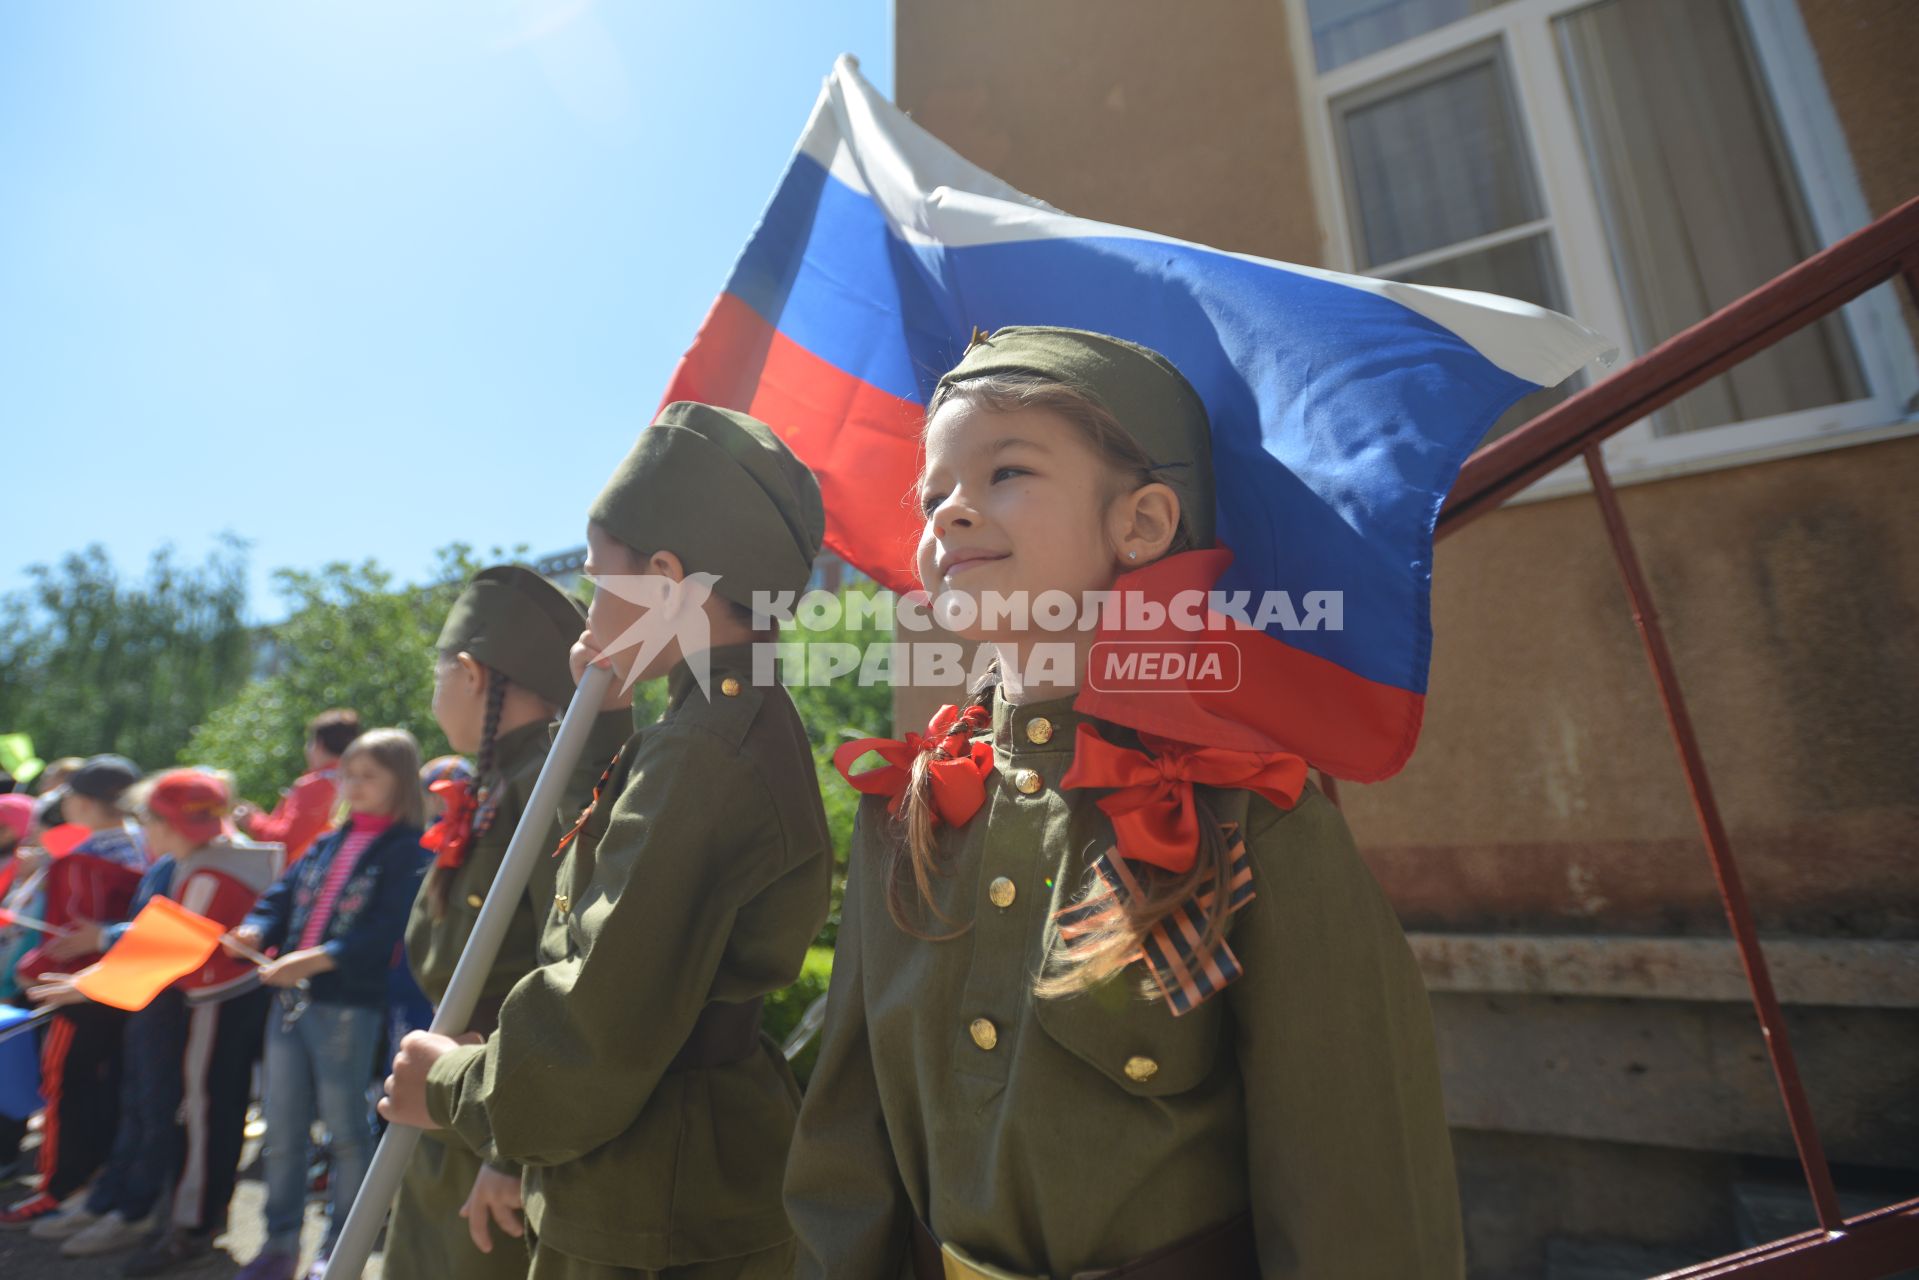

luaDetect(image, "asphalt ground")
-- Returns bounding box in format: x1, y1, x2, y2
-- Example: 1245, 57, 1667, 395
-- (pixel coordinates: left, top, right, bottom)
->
0, 1116, 384, 1280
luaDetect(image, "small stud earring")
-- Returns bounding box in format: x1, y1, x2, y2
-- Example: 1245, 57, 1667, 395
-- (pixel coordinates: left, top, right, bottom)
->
1128, 551, 1138, 561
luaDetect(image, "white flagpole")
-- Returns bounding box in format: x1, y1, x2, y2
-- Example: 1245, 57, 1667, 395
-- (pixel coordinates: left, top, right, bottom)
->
323, 662, 615, 1279
0, 911, 71, 936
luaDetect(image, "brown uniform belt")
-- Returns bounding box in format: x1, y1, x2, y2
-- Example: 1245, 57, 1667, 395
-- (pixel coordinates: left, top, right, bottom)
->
666, 996, 765, 1072
910, 1211, 1258, 1280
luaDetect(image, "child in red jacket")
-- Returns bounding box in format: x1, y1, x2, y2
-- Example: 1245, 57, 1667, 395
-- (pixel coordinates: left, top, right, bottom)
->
26, 770, 278, 1272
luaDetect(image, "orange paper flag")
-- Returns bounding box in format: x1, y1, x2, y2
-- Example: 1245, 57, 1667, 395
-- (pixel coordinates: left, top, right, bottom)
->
73, 897, 228, 1012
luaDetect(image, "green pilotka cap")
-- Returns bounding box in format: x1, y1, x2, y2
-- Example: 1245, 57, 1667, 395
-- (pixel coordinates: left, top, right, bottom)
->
588, 401, 826, 607
935, 326, 1216, 548
437, 565, 586, 708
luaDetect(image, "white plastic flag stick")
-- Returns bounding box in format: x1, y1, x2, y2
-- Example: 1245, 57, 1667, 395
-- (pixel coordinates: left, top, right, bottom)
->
0, 911, 71, 936
0, 1005, 54, 1046
323, 662, 615, 1279
219, 933, 275, 966
216, 932, 311, 1001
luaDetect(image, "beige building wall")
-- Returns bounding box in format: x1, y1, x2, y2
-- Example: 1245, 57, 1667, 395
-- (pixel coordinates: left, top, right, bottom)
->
1800, 0, 1919, 220
895, 0, 1323, 263
1799, 0, 1919, 346
1361, 435, 1919, 938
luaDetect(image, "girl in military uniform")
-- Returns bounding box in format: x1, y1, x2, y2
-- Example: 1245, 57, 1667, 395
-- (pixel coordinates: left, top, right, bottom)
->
382, 565, 632, 1278
784, 327, 1465, 1279
381, 402, 835, 1280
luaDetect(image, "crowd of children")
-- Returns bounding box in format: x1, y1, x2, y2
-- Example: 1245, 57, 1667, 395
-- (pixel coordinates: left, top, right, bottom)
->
2, 327, 1467, 1279
0, 715, 444, 1277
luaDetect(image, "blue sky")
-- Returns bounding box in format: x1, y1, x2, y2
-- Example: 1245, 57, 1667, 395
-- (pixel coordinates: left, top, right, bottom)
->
1, 0, 891, 619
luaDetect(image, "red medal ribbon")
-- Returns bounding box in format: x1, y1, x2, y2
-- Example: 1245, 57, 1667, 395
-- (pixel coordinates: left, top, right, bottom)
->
1061, 725, 1308, 874
832, 703, 993, 829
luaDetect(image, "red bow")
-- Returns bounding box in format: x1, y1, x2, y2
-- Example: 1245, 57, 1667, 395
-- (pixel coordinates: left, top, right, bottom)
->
833, 704, 994, 830
421, 778, 477, 871
1061, 725, 1308, 874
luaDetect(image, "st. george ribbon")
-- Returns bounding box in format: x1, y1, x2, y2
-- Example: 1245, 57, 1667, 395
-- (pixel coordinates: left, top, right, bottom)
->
323, 662, 616, 1279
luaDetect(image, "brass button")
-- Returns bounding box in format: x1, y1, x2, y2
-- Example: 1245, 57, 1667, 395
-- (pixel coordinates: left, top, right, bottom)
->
1024, 716, 1054, 745
721, 676, 742, 697
1123, 1055, 1159, 1083
465, 893, 484, 909
969, 1017, 999, 1051
554, 894, 570, 916
1014, 768, 1043, 795
988, 876, 1016, 909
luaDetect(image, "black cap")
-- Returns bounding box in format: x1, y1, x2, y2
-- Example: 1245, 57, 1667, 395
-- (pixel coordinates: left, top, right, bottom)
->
65, 754, 142, 803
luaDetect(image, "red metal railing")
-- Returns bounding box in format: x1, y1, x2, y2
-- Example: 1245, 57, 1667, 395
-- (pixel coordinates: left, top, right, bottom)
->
1433, 194, 1919, 1278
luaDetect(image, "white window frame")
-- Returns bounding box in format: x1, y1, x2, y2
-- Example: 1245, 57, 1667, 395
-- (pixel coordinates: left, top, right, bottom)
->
1286, 0, 1919, 503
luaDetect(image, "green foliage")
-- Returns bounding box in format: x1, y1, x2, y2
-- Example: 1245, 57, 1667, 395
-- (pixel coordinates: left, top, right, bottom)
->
0, 537, 253, 773
778, 585, 895, 947
761, 945, 835, 1086
185, 543, 520, 806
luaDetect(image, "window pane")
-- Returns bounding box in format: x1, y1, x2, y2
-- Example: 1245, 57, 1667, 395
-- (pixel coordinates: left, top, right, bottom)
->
1308, 0, 1510, 72
1400, 234, 1576, 443
1556, 0, 1867, 435
1336, 53, 1541, 267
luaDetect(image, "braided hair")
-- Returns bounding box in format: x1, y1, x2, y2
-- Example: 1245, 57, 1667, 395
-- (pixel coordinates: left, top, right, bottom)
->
883, 664, 999, 940
472, 666, 509, 839
427, 664, 510, 920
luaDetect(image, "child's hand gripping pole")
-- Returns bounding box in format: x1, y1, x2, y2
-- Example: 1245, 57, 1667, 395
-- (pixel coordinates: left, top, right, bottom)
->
218, 932, 314, 1000
323, 662, 617, 1280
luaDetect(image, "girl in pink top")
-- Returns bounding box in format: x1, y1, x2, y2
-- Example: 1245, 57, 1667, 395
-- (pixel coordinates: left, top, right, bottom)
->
230, 729, 427, 1280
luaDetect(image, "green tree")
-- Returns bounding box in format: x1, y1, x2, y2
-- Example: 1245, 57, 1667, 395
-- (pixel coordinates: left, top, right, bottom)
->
186, 544, 515, 805
777, 585, 896, 946
0, 537, 253, 772
750, 584, 897, 1068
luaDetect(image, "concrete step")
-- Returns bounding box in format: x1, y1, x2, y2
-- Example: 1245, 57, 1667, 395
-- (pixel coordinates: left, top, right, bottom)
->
1544, 1237, 1705, 1280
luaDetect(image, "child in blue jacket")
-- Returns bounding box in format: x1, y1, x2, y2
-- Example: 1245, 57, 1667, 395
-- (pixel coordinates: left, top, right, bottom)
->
231, 728, 427, 1280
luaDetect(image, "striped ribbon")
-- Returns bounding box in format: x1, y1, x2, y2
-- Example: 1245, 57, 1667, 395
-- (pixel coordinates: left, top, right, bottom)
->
553, 747, 624, 857
1054, 826, 1255, 1016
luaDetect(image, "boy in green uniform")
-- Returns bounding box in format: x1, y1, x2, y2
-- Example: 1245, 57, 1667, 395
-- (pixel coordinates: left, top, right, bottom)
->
384, 565, 632, 1277
383, 402, 835, 1279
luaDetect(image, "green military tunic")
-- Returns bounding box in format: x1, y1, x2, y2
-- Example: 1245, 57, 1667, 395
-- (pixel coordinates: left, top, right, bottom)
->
406, 715, 634, 1010
426, 645, 834, 1277
784, 691, 1465, 1279
386, 710, 631, 1279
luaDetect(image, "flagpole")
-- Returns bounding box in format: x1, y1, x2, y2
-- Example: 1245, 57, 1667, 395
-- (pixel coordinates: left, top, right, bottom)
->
0, 912, 71, 936
323, 662, 616, 1279
219, 933, 275, 966
214, 932, 313, 1005
1, 866, 49, 914
0, 1005, 53, 1046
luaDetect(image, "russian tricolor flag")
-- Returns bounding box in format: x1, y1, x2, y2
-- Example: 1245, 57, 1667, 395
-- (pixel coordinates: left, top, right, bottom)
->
662, 56, 1612, 782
